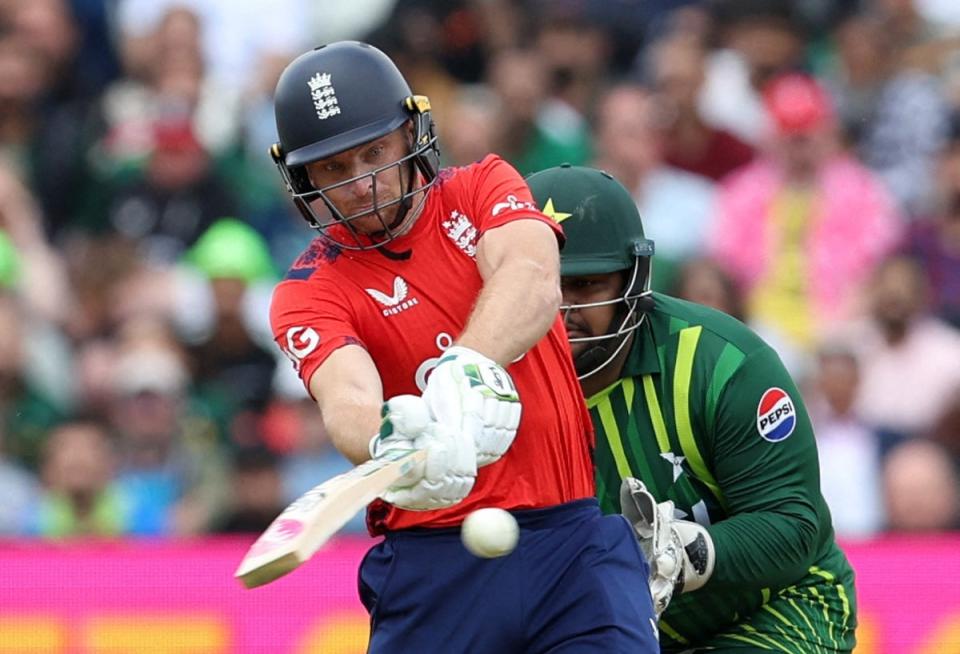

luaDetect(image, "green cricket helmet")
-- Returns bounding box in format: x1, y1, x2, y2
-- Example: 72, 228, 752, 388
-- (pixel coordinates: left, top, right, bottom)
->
526, 164, 655, 380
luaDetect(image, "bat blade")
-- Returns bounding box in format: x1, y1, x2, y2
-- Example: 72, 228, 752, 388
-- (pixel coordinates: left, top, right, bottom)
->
235, 448, 425, 589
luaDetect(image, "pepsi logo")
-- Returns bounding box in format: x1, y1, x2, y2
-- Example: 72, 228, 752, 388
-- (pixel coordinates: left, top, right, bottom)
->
756, 388, 796, 442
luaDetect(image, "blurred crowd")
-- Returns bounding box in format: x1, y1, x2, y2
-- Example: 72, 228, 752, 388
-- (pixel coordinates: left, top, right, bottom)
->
1, 0, 959, 541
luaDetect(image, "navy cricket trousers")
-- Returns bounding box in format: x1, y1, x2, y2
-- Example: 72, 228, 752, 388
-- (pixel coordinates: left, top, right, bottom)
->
358, 498, 659, 653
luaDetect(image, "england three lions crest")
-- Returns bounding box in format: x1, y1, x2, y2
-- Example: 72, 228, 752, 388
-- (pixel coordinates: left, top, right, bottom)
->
443, 210, 477, 257
308, 72, 341, 120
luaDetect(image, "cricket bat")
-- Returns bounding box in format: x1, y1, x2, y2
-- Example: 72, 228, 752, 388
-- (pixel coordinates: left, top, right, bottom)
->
235, 448, 426, 589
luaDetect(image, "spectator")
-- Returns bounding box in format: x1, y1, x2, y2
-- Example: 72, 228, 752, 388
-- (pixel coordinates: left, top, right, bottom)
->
61, 233, 145, 341
852, 254, 960, 441
108, 327, 228, 535
440, 84, 501, 168
115, 0, 309, 96
261, 395, 365, 533
2, 0, 106, 235
882, 439, 960, 532
824, 10, 951, 216
807, 345, 885, 538
97, 6, 243, 164
216, 445, 285, 533
0, 159, 72, 326
669, 256, 746, 320
485, 48, 592, 175
646, 34, 756, 181
0, 33, 49, 186
0, 420, 37, 534
592, 82, 715, 290
26, 419, 131, 537
178, 218, 279, 444
700, 0, 809, 145
0, 294, 65, 470
931, 389, 960, 465
533, 3, 612, 120
97, 115, 240, 264
711, 73, 903, 354
0, 163, 74, 411
372, 4, 459, 129
903, 115, 960, 327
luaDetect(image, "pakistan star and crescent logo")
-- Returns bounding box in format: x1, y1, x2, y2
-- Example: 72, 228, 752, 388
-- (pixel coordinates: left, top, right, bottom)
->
541, 198, 571, 223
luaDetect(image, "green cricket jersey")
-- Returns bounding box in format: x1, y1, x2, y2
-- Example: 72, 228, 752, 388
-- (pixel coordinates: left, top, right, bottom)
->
588, 294, 856, 653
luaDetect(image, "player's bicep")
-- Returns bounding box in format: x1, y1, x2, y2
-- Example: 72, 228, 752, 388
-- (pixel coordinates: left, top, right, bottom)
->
467, 155, 564, 283
475, 218, 560, 282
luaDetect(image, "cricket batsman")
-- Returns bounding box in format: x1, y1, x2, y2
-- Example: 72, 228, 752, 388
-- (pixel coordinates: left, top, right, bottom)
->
528, 165, 857, 653
268, 43, 658, 652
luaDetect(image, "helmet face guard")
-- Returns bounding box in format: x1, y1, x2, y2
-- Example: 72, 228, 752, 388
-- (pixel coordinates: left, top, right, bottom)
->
271, 42, 440, 250
562, 256, 654, 380
271, 104, 439, 250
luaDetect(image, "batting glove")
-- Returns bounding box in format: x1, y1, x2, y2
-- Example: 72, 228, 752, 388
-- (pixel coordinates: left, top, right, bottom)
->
620, 477, 716, 617
422, 346, 522, 467
371, 394, 477, 511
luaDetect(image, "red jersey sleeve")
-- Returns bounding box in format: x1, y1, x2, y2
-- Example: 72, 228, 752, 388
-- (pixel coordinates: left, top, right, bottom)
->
270, 277, 364, 394
466, 155, 565, 243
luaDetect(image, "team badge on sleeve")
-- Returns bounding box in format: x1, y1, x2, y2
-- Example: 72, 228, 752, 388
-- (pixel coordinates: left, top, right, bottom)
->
756, 388, 796, 442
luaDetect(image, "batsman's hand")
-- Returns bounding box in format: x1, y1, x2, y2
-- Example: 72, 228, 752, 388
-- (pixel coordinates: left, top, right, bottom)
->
423, 346, 522, 466
370, 394, 477, 511
620, 477, 716, 617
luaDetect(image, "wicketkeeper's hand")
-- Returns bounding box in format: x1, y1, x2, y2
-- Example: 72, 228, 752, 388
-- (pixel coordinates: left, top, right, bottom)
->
422, 346, 521, 466
620, 477, 716, 617
370, 394, 477, 511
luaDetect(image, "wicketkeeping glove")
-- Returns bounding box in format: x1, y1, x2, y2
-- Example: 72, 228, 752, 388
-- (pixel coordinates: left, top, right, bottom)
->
620, 477, 716, 617
422, 346, 522, 466
370, 394, 477, 511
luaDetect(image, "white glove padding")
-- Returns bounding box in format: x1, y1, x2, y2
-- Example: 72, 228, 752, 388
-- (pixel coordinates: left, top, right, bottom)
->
369, 394, 434, 485
422, 346, 522, 467
371, 395, 477, 511
620, 477, 716, 617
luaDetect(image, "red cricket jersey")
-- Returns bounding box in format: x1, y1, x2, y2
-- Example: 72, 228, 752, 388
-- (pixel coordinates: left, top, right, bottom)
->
270, 155, 595, 531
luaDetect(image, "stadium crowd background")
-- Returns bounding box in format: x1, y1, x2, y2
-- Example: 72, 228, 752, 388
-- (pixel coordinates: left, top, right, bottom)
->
0, 0, 958, 541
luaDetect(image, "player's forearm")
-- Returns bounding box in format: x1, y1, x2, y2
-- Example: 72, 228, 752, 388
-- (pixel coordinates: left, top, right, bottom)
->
457, 257, 560, 365
706, 504, 822, 590
308, 345, 386, 465
322, 399, 382, 464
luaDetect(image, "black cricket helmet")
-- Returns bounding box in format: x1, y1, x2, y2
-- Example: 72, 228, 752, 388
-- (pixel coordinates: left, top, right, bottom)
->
526, 164, 655, 379
271, 41, 440, 249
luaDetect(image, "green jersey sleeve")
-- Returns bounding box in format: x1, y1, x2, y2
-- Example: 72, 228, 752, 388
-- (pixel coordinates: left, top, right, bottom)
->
706, 345, 832, 591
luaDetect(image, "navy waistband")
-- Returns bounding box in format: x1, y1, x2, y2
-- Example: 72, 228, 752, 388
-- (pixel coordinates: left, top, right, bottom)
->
386, 498, 601, 537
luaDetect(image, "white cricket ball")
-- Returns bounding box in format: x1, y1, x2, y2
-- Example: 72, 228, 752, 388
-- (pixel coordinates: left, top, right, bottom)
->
461, 508, 519, 559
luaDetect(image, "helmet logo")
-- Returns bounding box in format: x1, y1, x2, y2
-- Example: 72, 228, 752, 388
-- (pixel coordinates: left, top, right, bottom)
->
541, 198, 572, 223
307, 72, 341, 120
